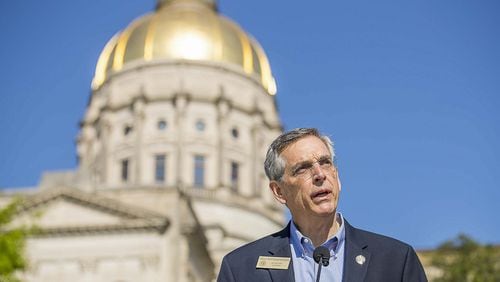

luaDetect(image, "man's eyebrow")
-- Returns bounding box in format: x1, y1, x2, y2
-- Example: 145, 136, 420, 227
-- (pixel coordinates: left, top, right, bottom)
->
288, 154, 333, 171
318, 155, 332, 161
289, 160, 313, 172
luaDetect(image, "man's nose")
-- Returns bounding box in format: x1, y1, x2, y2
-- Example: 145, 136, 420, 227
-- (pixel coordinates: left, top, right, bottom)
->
312, 163, 326, 183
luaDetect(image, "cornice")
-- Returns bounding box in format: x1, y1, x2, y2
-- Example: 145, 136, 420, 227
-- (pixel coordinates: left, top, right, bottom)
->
82, 91, 281, 132
32, 219, 169, 237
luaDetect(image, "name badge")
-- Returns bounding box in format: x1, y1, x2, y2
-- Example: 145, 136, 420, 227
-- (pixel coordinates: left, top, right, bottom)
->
256, 256, 291, 270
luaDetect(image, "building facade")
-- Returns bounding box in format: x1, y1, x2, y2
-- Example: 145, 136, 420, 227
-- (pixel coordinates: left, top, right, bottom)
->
1, 0, 285, 281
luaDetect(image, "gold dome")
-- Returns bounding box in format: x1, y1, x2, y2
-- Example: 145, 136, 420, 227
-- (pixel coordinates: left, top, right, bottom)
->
92, 0, 276, 95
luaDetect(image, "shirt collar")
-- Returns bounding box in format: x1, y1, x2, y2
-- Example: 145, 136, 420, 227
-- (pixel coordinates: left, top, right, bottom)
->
290, 212, 345, 258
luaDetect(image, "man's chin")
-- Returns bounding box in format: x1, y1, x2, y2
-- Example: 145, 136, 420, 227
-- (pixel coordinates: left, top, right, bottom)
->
313, 205, 336, 217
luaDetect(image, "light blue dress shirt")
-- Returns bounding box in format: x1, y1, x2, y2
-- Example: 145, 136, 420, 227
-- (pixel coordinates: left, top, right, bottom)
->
290, 213, 345, 282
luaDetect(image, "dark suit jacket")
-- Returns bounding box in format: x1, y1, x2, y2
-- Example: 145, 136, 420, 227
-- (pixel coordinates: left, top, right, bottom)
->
217, 220, 427, 281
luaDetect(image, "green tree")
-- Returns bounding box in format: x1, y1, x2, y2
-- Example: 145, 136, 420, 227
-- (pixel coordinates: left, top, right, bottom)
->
431, 234, 500, 282
0, 198, 28, 282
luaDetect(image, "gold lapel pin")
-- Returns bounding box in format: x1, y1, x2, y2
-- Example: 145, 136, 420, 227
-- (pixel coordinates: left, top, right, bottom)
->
355, 255, 366, 265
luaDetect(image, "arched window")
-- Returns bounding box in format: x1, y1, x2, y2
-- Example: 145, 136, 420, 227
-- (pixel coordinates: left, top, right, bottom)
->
231, 127, 239, 139
155, 154, 166, 183
194, 155, 205, 187
230, 161, 239, 192
121, 159, 129, 182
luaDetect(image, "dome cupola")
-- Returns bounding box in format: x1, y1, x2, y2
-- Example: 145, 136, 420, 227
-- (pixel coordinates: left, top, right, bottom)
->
92, 0, 276, 95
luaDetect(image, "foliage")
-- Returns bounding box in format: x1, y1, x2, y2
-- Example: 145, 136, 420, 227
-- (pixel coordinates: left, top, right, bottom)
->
0, 198, 28, 282
431, 234, 500, 282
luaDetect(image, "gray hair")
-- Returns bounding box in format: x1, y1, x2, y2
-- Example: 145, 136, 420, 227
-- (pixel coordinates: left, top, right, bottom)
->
264, 128, 335, 181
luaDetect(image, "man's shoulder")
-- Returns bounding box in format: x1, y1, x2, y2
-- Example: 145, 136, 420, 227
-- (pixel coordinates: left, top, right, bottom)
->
218, 226, 293, 281
346, 221, 414, 252
224, 226, 289, 259
345, 221, 428, 281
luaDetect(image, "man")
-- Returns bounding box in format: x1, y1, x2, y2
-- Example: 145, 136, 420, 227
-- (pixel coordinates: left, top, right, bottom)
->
218, 128, 427, 282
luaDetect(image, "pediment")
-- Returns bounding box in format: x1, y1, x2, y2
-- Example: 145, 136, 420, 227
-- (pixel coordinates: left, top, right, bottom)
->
16, 198, 125, 229
12, 187, 169, 235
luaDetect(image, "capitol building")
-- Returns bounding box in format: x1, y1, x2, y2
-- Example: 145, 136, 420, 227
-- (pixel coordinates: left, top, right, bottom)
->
0, 0, 285, 281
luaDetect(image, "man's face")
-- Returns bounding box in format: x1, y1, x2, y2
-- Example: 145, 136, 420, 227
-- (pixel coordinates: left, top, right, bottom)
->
270, 135, 341, 222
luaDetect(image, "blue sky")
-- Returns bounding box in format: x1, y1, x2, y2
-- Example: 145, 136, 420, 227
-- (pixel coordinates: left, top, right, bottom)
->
1, 0, 499, 249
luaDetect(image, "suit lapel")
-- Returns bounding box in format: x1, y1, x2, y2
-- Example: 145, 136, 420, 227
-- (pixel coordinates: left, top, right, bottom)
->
267, 224, 295, 282
343, 221, 371, 282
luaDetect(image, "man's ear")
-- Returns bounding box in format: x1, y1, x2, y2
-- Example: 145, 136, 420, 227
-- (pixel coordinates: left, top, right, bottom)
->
335, 167, 341, 191
269, 181, 287, 205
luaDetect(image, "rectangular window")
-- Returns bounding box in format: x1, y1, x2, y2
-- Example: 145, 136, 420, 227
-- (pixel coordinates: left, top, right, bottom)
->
155, 154, 166, 183
230, 161, 239, 192
194, 155, 205, 187
121, 159, 129, 182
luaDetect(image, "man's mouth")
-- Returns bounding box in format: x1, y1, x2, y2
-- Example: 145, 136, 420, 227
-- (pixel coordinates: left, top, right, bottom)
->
311, 189, 331, 200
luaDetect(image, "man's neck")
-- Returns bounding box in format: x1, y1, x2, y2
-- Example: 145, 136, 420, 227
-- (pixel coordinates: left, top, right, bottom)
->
294, 213, 340, 247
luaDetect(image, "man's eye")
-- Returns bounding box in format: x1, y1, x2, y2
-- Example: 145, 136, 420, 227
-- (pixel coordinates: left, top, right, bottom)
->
294, 168, 307, 175
320, 159, 332, 166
